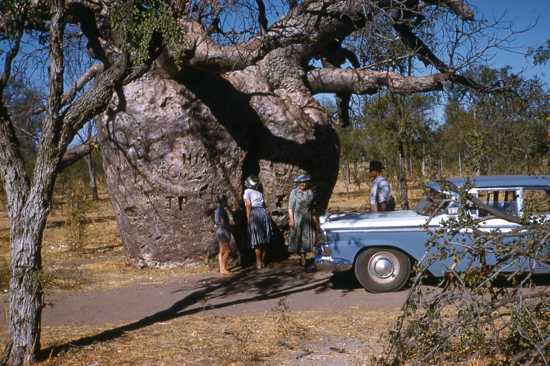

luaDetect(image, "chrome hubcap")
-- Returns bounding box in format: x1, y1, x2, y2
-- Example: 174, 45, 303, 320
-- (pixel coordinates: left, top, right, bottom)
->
373, 257, 394, 278
367, 251, 400, 284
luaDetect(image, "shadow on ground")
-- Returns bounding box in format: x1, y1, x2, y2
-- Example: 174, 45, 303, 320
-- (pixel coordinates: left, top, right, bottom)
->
39, 262, 550, 360
41, 260, 351, 359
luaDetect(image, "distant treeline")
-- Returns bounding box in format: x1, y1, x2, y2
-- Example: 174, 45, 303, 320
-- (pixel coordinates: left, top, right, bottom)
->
337, 66, 549, 193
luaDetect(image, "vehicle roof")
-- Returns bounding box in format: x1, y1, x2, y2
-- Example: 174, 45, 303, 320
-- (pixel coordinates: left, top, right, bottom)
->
426, 175, 550, 192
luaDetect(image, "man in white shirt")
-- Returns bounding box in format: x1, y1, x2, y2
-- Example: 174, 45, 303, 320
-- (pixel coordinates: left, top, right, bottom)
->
369, 160, 394, 212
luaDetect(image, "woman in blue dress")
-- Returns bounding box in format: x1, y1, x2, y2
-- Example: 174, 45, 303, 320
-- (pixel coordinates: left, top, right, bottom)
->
243, 176, 272, 269
288, 175, 320, 266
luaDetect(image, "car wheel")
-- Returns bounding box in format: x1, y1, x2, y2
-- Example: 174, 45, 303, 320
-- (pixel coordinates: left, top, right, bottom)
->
354, 248, 411, 293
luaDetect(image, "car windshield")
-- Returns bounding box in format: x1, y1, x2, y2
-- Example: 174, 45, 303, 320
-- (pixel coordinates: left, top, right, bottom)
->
414, 188, 454, 216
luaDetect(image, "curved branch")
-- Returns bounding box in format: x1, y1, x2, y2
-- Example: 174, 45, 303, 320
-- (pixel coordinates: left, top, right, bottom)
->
175, 0, 367, 71
59, 143, 92, 170
307, 68, 451, 95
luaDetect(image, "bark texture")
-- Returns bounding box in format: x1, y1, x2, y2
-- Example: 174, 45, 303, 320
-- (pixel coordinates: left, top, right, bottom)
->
99, 64, 339, 266
99, 73, 247, 265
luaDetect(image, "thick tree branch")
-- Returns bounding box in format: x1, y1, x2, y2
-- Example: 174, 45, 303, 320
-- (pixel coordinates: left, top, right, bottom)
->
175, 0, 477, 72
307, 68, 451, 95
59, 54, 131, 152
320, 40, 361, 127
175, 1, 367, 71
69, 3, 111, 66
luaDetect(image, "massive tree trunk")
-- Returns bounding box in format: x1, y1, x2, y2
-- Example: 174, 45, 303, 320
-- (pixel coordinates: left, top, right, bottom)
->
99, 61, 339, 266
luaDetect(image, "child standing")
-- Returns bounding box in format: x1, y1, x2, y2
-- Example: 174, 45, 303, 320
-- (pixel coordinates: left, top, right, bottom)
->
214, 194, 232, 275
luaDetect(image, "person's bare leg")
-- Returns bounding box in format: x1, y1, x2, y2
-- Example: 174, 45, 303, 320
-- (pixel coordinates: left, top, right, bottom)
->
261, 246, 266, 267
219, 242, 231, 274
221, 244, 231, 274
255, 248, 263, 269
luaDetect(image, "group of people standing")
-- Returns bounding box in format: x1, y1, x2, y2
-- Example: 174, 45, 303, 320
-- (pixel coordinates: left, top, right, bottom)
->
214, 174, 320, 274
214, 160, 394, 275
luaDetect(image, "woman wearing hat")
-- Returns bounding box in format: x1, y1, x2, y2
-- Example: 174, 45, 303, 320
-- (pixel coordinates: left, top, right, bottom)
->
288, 174, 319, 266
243, 176, 272, 269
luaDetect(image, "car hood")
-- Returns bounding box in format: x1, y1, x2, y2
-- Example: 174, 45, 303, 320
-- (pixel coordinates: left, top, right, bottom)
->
321, 210, 430, 230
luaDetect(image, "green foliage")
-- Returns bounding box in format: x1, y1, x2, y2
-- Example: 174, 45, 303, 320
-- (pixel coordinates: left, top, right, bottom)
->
528, 39, 550, 65
355, 93, 435, 178
111, 0, 185, 65
340, 65, 548, 191
440, 66, 549, 175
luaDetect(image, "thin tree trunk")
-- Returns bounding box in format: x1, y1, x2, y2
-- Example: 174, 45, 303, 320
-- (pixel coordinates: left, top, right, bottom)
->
345, 161, 350, 197
421, 145, 426, 176
458, 151, 463, 176
5, 205, 47, 366
398, 148, 409, 210
85, 153, 99, 200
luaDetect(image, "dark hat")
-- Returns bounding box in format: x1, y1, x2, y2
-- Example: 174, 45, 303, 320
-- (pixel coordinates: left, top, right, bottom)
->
294, 174, 311, 183
369, 160, 383, 172
244, 175, 260, 189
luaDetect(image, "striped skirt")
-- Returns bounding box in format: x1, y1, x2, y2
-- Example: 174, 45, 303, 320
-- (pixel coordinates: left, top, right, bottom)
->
248, 207, 272, 248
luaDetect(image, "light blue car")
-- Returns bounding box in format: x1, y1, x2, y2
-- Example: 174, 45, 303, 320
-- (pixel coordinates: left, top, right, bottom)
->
315, 175, 550, 293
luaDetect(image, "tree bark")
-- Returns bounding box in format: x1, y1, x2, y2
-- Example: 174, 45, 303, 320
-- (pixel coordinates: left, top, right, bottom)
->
5, 189, 51, 366
85, 153, 99, 201
99, 55, 340, 266
398, 147, 409, 210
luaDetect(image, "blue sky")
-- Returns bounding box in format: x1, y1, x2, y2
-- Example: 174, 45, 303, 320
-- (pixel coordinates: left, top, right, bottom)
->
473, 0, 549, 83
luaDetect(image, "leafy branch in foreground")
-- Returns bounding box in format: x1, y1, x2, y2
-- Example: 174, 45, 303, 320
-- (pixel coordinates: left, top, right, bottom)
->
378, 183, 549, 365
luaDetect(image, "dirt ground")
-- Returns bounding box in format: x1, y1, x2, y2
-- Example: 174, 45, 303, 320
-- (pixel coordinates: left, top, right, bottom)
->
0, 180, 425, 365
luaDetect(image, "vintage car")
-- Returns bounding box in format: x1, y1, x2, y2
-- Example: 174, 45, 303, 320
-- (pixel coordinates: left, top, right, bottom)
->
315, 175, 550, 293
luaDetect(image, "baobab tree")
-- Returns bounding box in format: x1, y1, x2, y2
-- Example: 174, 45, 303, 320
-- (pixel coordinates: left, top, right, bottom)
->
98, 0, 509, 267
0, 0, 514, 364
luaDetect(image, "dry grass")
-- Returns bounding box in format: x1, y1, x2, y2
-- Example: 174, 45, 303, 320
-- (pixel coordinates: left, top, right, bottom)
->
0, 190, 210, 294
329, 179, 426, 212
0, 179, 425, 293
0, 306, 398, 366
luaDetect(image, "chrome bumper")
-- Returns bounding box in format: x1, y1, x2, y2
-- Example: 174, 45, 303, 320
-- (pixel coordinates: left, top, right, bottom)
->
314, 255, 353, 272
